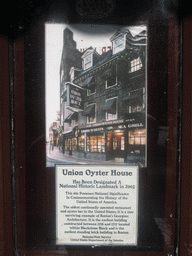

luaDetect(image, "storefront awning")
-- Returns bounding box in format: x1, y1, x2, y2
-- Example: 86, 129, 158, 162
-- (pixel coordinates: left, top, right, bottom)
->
103, 98, 116, 114
64, 112, 78, 123
64, 113, 73, 123
70, 112, 78, 119
83, 104, 95, 116
124, 112, 145, 124
123, 90, 143, 102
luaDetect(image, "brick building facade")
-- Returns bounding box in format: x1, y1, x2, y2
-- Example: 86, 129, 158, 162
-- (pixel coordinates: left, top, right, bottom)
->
59, 27, 147, 166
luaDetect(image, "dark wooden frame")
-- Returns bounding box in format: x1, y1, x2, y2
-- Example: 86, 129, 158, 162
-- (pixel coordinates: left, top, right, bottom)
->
180, 16, 192, 256
0, 35, 13, 256
2, 5, 192, 256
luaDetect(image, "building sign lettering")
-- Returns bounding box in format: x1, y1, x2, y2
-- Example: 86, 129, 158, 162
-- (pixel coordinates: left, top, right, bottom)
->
80, 119, 124, 129
81, 127, 104, 133
66, 83, 84, 111
127, 123, 144, 128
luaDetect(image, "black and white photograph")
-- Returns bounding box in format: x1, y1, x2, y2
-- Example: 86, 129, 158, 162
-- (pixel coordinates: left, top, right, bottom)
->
46, 24, 147, 167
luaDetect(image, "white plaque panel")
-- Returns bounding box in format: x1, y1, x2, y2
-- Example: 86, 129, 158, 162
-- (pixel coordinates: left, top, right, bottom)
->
56, 165, 139, 246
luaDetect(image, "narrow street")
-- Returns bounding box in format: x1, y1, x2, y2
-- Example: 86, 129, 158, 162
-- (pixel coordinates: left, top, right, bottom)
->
46, 144, 130, 167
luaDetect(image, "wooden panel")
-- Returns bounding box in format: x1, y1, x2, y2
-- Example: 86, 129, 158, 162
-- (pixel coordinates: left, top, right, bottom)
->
14, 36, 27, 251
180, 16, 192, 256
0, 36, 13, 256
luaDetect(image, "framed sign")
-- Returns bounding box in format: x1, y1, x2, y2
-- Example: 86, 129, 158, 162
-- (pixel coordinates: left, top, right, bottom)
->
46, 23, 147, 168
5, 0, 182, 255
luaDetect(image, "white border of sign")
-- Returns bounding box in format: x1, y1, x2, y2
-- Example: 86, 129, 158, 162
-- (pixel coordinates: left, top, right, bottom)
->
56, 165, 139, 246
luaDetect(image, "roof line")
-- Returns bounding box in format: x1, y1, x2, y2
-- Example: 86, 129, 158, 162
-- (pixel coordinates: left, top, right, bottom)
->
75, 55, 119, 81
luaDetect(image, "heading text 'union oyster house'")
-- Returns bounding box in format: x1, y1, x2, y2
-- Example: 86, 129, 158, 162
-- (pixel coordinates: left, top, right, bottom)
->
59, 27, 147, 165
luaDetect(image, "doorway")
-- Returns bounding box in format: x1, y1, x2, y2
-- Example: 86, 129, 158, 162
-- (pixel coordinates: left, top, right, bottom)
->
106, 130, 125, 161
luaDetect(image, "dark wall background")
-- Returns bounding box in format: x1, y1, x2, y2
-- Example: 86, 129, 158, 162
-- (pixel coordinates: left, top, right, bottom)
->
0, 0, 180, 37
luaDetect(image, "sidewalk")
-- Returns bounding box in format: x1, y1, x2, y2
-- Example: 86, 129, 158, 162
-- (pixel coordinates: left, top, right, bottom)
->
47, 146, 128, 165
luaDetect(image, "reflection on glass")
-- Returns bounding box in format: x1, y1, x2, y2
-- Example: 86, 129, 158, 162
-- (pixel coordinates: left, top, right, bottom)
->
113, 137, 118, 150
87, 134, 105, 152
121, 137, 125, 150
78, 135, 84, 152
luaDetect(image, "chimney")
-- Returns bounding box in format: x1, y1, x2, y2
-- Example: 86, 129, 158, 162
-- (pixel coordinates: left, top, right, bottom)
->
64, 27, 76, 49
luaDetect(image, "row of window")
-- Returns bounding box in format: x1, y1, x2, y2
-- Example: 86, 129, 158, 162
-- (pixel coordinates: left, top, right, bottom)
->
85, 98, 118, 124
82, 32, 143, 71
86, 59, 143, 96
65, 135, 105, 153
85, 98, 143, 124
86, 74, 116, 96
64, 99, 143, 126
67, 57, 143, 90
83, 53, 142, 75
65, 129, 146, 153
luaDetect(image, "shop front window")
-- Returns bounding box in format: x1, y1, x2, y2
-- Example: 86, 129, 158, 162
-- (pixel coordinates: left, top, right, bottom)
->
87, 136, 97, 152
72, 138, 77, 151
65, 139, 68, 151
129, 129, 146, 145
65, 138, 72, 150
87, 134, 105, 153
98, 135, 105, 152
69, 138, 72, 150
78, 135, 84, 152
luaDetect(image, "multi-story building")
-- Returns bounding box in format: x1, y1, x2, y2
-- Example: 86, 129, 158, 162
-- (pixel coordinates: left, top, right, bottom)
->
59, 27, 147, 165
